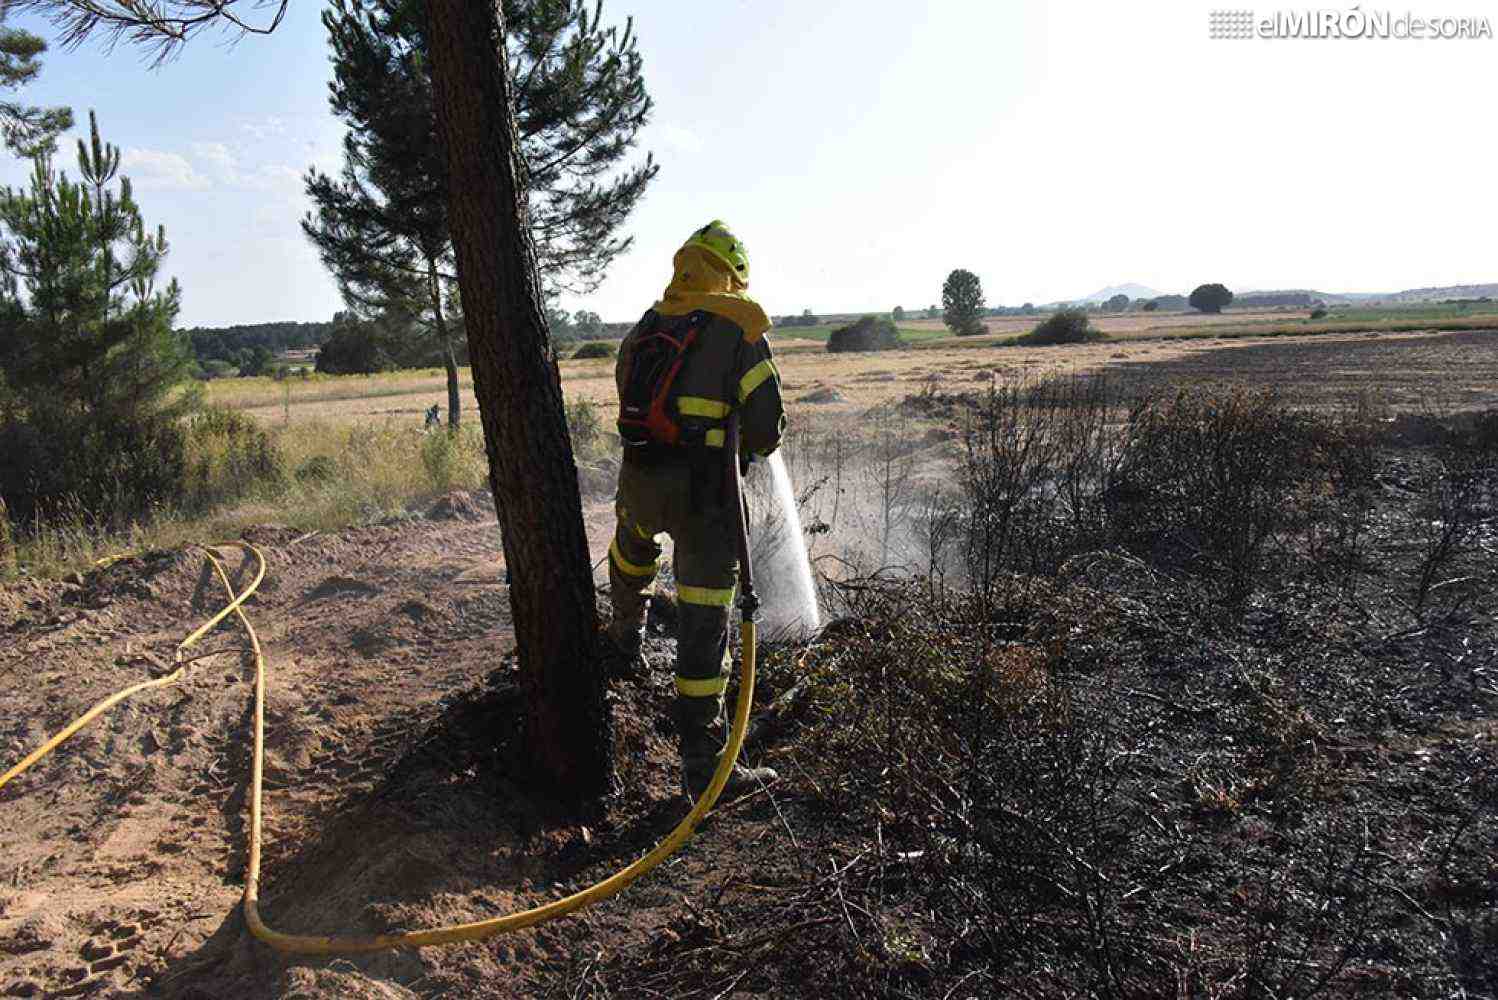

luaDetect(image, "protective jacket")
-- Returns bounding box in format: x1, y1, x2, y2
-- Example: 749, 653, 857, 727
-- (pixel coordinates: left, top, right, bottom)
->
614, 243, 785, 461
607, 241, 785, 725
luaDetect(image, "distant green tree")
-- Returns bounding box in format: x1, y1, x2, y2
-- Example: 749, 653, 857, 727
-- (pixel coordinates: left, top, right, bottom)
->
1141, 299, 1159, 312
941, 268, 986, 336
1021, 302, 1036, 315
238, 344, 275, 377
572, 309, 603, 337
314, 311, 398, 374
1189, 283, 1234, 314
1105, 293, 1130, 312
546, 305, 579, 341
891, 305, 905, 321
0, 5, 72, 156
0, 112, 195, 524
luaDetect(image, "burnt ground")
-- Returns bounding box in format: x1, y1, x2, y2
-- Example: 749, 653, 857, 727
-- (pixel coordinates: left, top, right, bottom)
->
1104, 329, 1498, 410
0, 329, 1494, 998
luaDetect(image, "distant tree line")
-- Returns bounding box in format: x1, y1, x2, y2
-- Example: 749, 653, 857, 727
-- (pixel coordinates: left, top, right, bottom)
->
1233, 291, 1318, 309
775, 309, 822, 328
183, 320, 332, 366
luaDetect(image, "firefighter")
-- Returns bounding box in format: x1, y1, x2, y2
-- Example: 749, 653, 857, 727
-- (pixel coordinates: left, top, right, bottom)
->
605, 220, 785, 801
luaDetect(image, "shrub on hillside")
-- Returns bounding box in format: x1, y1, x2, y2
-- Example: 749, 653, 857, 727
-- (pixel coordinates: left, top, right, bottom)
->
1019, 308, 1105, 345
827, 316, 902, 353
572, 341, 616, 360
1309, 307, 1328, 320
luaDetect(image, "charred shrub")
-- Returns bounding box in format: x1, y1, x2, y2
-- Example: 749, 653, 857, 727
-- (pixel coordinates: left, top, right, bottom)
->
942, 375, 1121, 588
1108, 387, 1323, 601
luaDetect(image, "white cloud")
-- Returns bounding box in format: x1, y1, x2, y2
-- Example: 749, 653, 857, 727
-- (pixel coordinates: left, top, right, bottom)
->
121, 149, 212, 191
190, 141, 237, 182
183, 140, 303, 195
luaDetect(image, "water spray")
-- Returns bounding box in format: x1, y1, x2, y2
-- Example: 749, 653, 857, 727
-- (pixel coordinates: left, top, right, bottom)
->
747, 450, 821, 639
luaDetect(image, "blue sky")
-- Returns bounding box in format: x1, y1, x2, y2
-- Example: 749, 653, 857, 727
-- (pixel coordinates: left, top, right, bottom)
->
4, 0, 1495, 327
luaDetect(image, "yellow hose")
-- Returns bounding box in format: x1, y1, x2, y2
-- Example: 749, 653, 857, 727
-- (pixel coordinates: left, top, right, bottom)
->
0, 541, 757, 954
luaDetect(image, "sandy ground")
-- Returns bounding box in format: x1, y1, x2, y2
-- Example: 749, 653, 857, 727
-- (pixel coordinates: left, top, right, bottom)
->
0, 493, 759, 998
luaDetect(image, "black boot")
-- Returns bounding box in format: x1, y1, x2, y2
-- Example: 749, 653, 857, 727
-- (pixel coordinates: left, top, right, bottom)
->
675, 693, 777, 802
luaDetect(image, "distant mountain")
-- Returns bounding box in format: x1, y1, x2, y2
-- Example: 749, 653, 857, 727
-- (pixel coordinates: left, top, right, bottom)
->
1237, 284, 1498, 305
1074, 282, 1162, 304
1377, 283, 1498, 303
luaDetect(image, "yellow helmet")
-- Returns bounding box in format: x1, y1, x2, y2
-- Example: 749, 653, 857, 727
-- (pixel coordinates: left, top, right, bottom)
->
684, 220, 749, 285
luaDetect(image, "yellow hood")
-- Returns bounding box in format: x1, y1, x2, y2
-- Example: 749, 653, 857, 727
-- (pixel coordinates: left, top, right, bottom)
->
652, 244, 770, 341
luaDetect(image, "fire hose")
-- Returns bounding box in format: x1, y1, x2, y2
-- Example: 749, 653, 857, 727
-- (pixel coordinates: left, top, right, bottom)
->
0, 417, 762, 953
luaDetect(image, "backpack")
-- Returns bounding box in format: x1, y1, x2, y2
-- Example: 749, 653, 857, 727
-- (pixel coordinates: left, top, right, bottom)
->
616, 310, 711, 447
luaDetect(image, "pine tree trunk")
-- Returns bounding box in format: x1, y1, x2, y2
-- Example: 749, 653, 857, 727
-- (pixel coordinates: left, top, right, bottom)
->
426, 254, 461, 431
424, 0, 614, 806
442, 333, 461, 432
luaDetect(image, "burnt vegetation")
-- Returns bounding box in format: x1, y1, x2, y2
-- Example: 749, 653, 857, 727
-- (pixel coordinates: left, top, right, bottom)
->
559, 380, 1498, 999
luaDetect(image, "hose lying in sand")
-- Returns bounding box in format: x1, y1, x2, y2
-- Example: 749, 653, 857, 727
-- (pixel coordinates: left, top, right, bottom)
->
0, 421, 763, 954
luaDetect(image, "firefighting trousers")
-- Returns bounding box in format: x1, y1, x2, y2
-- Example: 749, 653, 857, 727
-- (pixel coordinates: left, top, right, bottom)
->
607, 458, 737, 708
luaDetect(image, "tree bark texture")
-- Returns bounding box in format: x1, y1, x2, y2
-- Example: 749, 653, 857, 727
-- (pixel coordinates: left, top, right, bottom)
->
424, 0, 612, 804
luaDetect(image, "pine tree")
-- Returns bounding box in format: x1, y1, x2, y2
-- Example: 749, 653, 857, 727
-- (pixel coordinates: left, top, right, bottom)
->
0, 110, 195, 523
16, 0, 618, 807
304, 0, 656, 431
303, 0, 462, 425
0, 3, 72, 155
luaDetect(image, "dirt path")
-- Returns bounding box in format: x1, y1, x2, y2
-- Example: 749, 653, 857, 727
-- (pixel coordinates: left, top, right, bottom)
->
0, 497, 768, 998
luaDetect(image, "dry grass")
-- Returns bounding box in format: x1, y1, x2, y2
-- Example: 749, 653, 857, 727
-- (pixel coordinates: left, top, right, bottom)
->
5, 419, 494, 579
202, 329, 1477, 428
